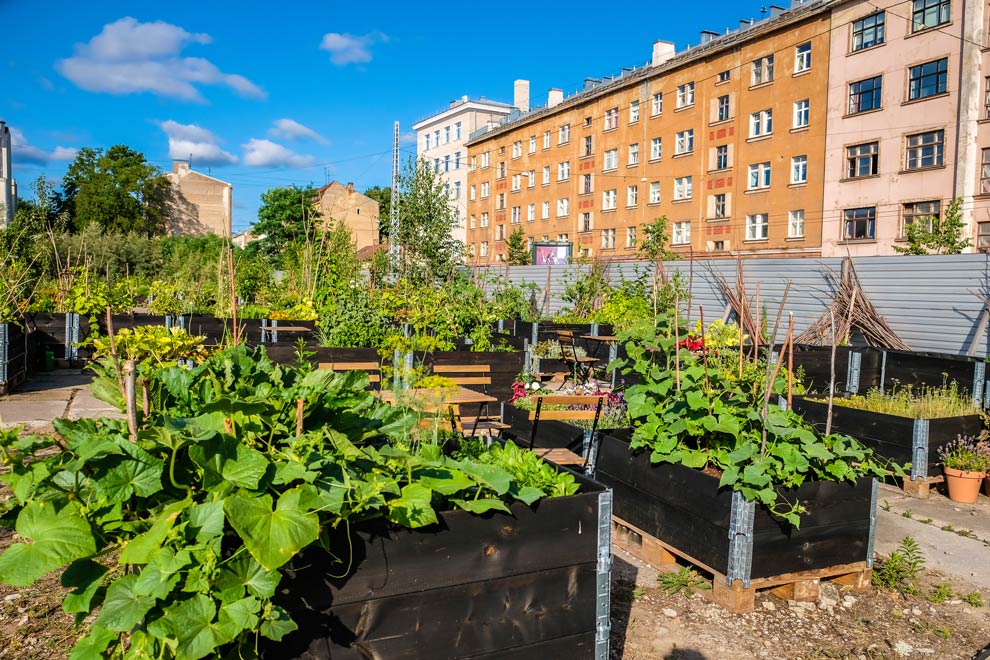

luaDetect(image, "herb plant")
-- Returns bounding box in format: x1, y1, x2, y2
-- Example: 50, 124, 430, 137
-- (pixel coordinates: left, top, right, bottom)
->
937, 435, 990, 472
813, 381, 982, 419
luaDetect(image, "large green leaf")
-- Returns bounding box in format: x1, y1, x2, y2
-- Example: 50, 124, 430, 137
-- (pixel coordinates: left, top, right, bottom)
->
189, 436, 269, 490
0, 501, 96, 586
224, 488, 319, 570
387, 483, 438, 528
69, 625, 117, 660
96, 574, 157, 631
61, 559, 108, 614
120, 499, 191, 565
150, 594, 232, 660
216, 553, 280, 600
259, 604, 297, 642
93, 440, 164, 503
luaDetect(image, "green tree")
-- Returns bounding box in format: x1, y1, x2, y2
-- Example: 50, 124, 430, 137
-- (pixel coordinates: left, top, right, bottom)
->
250, 185, 321, 265
364, 185, 392, 240
638, 216, 676, 264
395, 157, 463, 281
506, 227, 531, 265
61, 146, 171, 235
893, 197, 972, 255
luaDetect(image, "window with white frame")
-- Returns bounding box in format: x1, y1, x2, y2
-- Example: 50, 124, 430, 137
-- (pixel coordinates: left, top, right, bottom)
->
628, 143, 640, 166
601, 228, 616, 249
602, 189, 617, 210
559, 124, 571, 144
629, 100, 640, 123
542, 166, 551, 185
791, 155, 808, 184
470, 155, 477, 170
529, 136, 537, 153
852, 11, 885, 51
752, 55, 774, 85
674, 176, 692, 200
627, 185, 638, 207
981, 148, 990, 194
455, 152, 462, 169
528, 170, 536, 187
675, 129, 694, 154
715, 145, 729, 170
605, 107, 619, 130
497, 161, 506, 178
794, 99, 810, 128
424, 134, 431, 150
433, 158, 440, 173
750, 109, 773, 137
453, 181, 461, 198
626, 226, 637, 248
480, 241, 489, 257
716, 94, 730, 122
444, 154, 450, 172
676, 82, 695, 108
496, 193, 506, 210
512, 141, 522, 158
511, 174, 522, 191
541, 201, 550, 219
527, 237, 534, 252
543, 130, 551, 149
434, 129, 440, 146
672, 221, 691, 245
481, 212, 489, 227
558, 161, 570, 181
481, 182, 490, 198
527, 203, 536, 222
713, 193, 727, 218
583, 135, 593, 156
651, 92, 663, 115
795, 43, 811, 73
604, 149, 618, 170
580, 212, 593, 232
788, 209, 805, 238
911, 0, 950, 32
557, 233, 569, 242
718, 69, 731, 83
470, 185, 477, 201
905, 129, 945, 169
651, 137, 662, 160
454, 121, 461, 140
582, 174, 593, 194
746, 213, 769, 240
481, 152, 490, 168
444, 126, 450, 143
649, 181, 661, 203
511, 206, 521, 224
748, 162, 771, 189
469, 214, 476, 229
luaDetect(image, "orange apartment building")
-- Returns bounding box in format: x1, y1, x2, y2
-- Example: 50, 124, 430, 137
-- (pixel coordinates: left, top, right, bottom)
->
466, 2, 834, 264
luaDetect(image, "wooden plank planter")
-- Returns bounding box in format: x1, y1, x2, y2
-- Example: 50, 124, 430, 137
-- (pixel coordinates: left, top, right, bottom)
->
592, 432, 877, 613
503, 402, 591, 453
0, 323, 27, 395
265, 473, 612, 659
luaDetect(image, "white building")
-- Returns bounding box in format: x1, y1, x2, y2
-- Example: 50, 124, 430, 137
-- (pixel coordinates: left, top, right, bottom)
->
0, 121, 16, 230
412, 84, 526, 245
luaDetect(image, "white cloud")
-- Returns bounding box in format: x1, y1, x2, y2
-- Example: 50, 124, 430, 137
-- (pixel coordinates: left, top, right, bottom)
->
161, 120, 236, 165
56, 17, 265, 102
8, 127, 77, 165
319, 31, 387, 66
268, 118, 328, 145
242, 139, 314, 168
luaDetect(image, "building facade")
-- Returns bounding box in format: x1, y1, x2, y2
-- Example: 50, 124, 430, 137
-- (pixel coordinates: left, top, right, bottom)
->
412, 94, 518, 246
0, 121, 15, 230
312, 181, 379, 252
165, 161, 232, 237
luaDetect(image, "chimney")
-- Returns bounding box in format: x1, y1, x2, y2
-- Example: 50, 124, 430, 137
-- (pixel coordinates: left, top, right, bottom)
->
547, 88, 564, 108
173, 160, 190, 174
347, 182, 354, 193
740, 18, 755, 29
700, 30, 719, 44
651, 40, 676, 66
514, 79, 530, 112
769, 4, 786, 18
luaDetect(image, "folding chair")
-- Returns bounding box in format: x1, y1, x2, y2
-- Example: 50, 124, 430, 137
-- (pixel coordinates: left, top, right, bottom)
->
431, 364, 509, 438
526, 394, 605, 473
555, 331, 599, 384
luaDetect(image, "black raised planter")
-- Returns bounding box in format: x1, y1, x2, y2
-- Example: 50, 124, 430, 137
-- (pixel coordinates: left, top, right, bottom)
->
0, 322, 27, 394
266, 472, 611, 659
502, 402, 588, 453
788, 345, 882, 395
791, 396, 984, 481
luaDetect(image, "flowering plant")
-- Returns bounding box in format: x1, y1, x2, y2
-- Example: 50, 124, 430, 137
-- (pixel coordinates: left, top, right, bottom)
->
938, 435, 990, 472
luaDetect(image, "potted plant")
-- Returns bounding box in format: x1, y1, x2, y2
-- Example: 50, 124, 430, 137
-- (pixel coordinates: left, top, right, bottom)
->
938, 435, 990, 503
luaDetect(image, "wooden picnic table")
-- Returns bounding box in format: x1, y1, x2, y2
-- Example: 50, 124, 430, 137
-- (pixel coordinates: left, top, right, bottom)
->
378, 386, 497, 406
580, 335, 621, 387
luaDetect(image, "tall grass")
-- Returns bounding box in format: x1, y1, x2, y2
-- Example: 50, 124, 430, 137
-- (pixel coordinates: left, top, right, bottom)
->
829, 380, 980, 419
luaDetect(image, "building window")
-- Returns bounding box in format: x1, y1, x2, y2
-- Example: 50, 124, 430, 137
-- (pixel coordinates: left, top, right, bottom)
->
793, 99, 810, 128
849, 76, 883, 114
602, 189, 617, 210
717, 69, 731, 83
846, 141, 879, 178
529, 136, 537, 153
541, 201, 550, 219
511, 206, 521, 224
852, 11, 885, 51
481, 182, 490, 198
628, 143, 639, 166
627, 185, 638, 207
714, 193, 727, 218
908, 58, 948, 100
528, 203, 536, 222
675, 129, 694, 154
470, 185, 477, 201
982, 148, 990, 194
423, 134, 431, 150
443, 126, 451, 144
528, 170, 536, 187
557, 198, 569, 217
497, 162, 506, 179
583, 135, 593, 157
434, 158, 440, 173
630, 100, 640, 124
650, 137, 662, 160
905, 129, 945, 169
512, 141, 522, 158
496, 193, 506, 210
902, 200, 940, 236
558, 161, 570, 181
604, 149, 618, 170
752, 55, 774, 85
584, 116, 592, 127
627, 226, 637, 247
746, 213, 769, 240
795, 42, 811, 73
715, 145, 729, 170
651, 92, 663, 116
601, 228, 616, 249
453, 181, 461, 198
912, 0, 950, 32
542, 166, 551, 185
454, 121, 461, 140
791, 155, 808, 184
543, 130, 551, 149
444, 154, 451, 172
672, 221, 691, 245
456, 152, 463, 169
559, 124, 571, 145
979, 222, 990, 250
676, 82, 695, 108
649, 181, 661, 204
605, 107, 619, 130
580, 212, 593, 232
481, 152, 490, 168
510, 174, 520, 192
788, 210, 805, 238
748, 162, 771, 190
844, 207, 876, 239
582, 174, 593, 194
469, 214, 476, 229
481, 212, 489, 227
674, 176, 692, 200
480, 241, 489, 257
716, 95, 730, 122
749, 109, 773, 137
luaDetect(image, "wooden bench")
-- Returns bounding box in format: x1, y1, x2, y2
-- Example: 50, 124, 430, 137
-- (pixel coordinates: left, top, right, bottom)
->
524, 395, 605, 470
317, 361, 381, 386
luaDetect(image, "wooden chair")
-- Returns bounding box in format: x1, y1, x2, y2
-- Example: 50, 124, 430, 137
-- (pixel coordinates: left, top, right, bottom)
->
415, 402, 463, 435
526, 395, 605, 471
555, 331, 599, 384
431, 364, 509, 437
317, 362, 381, 388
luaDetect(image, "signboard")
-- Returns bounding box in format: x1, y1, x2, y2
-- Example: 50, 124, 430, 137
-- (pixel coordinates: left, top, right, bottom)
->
532, 242, 572, 265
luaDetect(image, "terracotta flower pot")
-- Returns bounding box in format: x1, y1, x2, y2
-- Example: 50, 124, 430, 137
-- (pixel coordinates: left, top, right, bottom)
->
943, 467, 985, 504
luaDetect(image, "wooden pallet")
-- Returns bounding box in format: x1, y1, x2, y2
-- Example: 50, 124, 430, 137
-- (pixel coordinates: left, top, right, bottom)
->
612, 515, 871, 613
901, 474, 944, 499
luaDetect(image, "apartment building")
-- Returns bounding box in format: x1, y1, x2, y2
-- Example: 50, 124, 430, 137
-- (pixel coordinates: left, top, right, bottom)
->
0, 121, 15, 230
412, 94, 519, 246
165, 161, 232, 237
312, 181, 379, 252
822, 0, 986, 255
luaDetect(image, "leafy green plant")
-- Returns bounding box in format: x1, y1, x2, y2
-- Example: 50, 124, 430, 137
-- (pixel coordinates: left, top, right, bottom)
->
927, 582, 953, 604
963, 592, 985, 607
872, 537, 925, 595
937, 435, 990, 472
657, 567, 710, 596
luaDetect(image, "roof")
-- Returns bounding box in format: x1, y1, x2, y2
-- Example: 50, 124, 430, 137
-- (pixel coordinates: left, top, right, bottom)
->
412, 98, 514, 131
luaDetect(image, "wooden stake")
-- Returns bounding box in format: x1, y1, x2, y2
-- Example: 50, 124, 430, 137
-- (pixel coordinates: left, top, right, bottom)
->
674, 291, 681, 391
105, 306, 125, 398
296, 398, 305, 436
787, 316, 795, 408
700, 305, 710, 392
228, 245, 239, 345
826, 310, 837, 436
123, 360, 138, 442
760, 314, 793, 455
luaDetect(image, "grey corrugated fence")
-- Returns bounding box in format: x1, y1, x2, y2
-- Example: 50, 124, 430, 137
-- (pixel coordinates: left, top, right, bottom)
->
474, 254, 990, 357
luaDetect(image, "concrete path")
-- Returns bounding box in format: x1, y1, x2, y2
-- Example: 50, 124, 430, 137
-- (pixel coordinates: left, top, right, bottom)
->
0, 369, 122, 433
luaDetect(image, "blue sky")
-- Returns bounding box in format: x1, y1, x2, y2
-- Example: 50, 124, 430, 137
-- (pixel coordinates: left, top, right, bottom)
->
1, 0, 764, 233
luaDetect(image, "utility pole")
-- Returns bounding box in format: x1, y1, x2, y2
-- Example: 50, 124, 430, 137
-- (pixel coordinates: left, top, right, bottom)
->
389, 121, 401, 275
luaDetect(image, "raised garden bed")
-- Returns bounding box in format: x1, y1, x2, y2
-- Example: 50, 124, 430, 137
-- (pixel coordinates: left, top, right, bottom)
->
787, 345, 882, 395
0, 322, 27, 394
266, 471, 612, 659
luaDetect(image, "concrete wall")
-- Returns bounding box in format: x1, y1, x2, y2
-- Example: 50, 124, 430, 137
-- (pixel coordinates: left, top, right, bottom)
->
166, 162, 232, 237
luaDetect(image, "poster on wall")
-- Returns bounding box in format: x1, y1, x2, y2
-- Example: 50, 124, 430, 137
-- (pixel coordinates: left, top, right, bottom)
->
532, 242, 572, 265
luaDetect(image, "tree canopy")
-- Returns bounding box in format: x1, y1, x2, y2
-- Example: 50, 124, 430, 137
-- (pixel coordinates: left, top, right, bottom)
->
250, 185, 321, 265
394, 156, 463, 281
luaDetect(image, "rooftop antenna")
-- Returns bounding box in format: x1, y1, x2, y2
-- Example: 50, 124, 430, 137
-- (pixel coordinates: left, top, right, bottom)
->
760, 5, 768, 18
388, 121, 400, 275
